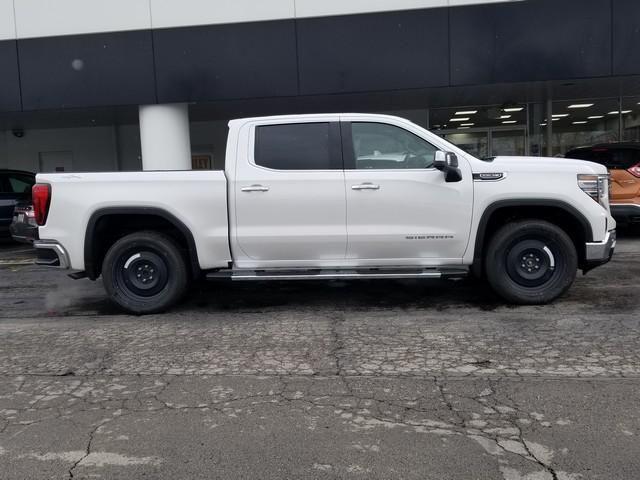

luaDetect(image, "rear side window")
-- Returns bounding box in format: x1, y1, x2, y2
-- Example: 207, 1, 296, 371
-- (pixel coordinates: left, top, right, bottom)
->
8, 174, 35, 194
255, 123, 336, 170
0, 174, 34, 194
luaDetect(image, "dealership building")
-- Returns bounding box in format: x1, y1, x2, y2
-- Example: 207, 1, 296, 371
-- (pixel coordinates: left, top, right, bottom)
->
1, 0, 640, 173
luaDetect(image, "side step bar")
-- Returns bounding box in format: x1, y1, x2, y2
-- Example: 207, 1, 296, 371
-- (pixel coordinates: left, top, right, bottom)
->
206, 267, 468, 282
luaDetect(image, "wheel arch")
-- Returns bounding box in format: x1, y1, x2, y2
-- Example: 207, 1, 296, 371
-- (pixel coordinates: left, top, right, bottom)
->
84, 207, 201, 280
472, 199, 594, 276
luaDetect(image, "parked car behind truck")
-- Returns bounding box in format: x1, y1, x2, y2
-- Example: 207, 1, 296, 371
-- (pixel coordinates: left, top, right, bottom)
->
32, 114, 616, 314
566, 143, 640, 227
0, 170, 35, 240
10, 201, 38, 243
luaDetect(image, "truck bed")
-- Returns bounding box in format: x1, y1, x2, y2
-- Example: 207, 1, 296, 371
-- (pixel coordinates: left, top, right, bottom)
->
37, 170, 231, 271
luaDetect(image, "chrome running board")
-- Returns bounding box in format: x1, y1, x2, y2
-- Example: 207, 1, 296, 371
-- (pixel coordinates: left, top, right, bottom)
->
206, 267, 468, 281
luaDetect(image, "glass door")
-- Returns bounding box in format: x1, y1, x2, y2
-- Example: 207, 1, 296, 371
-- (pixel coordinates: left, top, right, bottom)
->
440, 127, 527, 158
441, 131, 489, 158
491, 129, 527, 156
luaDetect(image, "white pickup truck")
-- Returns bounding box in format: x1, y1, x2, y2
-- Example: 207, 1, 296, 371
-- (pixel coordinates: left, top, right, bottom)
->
33, 114, 616, 314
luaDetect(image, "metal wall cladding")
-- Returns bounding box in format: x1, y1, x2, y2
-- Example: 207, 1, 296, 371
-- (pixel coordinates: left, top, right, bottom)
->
2, 0, 640, 113
0, 40, 21, 111
449, 0, 612, 85
296, 8, 450, 95
153, 20, 298, 103
18, 30, 156, 110
612, 0, 640, 76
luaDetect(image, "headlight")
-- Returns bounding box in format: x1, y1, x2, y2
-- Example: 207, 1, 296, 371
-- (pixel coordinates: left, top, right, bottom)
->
577, 173, 609, 208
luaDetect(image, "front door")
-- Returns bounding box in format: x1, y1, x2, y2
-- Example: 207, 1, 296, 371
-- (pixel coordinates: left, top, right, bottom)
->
343, 121, 473, 264
233, 120, 347, 267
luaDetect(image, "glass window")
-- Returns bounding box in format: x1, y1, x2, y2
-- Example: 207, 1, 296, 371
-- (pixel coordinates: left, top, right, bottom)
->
550, 98, 620, 156
351, 122, 437, 170
255, 123, 333, 170
621, 96, 640, 142
8, 174, 35, 194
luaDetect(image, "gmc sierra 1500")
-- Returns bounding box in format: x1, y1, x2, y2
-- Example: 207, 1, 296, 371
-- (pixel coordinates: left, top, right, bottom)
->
33, 114, 616, 313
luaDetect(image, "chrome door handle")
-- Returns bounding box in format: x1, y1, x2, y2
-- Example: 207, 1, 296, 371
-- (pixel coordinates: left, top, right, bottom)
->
351, 183, 380, 190
241, 185, 270, 192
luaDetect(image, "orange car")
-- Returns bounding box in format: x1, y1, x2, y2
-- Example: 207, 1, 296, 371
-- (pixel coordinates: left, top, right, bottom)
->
566, 143, 640, 226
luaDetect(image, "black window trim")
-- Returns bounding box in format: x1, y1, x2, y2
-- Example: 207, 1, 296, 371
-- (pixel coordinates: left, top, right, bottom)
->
341, 121, 439, 171
252, 121, 343, 172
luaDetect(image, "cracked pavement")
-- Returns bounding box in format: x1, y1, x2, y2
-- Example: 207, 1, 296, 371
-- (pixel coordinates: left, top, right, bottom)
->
0, 234, 639, 479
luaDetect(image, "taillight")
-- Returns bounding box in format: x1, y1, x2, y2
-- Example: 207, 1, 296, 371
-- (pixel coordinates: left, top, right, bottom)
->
628, 162, 640, 178
32, 183, 51, 226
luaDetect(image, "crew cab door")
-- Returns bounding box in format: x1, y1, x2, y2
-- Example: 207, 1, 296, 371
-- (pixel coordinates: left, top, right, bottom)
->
342, 120, 473, 264
232, 119, 346, 267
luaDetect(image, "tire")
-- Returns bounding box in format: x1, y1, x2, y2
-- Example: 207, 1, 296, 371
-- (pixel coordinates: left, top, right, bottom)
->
102, 231, 189, 314
484, 220, 578, 305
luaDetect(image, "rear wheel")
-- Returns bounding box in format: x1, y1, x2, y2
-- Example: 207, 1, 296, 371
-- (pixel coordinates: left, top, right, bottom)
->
484, 220, 577, 304
102, 231, 188, 314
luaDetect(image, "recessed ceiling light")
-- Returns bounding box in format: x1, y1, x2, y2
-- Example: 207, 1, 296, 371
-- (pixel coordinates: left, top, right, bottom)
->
455, 110, 478, 115
552, 118, 560, 121
608, 111, 620, 115
450, 117, 470, 122
503, 107, 524, 112
461, 123, 475, 127
572, 121, 588, 125
622, 110, 632, 114
552, 114, 569, 118
540, 123, 547, 126
588, 115, 604, 119
499, 115, 512, 119
568, 104, 594, 109
502, 120, 517, 124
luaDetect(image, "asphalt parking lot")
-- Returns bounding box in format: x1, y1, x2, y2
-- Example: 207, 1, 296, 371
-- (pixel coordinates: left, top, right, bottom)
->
0, 233, 639, 480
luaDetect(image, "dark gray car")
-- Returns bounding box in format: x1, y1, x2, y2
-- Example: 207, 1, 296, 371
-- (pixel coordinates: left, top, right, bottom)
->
10, 201, 38, 243
0, 170, 35, 239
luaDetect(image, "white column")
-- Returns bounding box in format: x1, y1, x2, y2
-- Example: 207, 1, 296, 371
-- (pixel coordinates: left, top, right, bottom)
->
139, 103, 191, 171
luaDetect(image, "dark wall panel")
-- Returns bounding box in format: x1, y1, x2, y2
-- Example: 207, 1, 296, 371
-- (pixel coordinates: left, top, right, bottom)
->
154, 20, 298, 103
612, 0, 640, 75
297, 9, 449, 95
0, 40, 21, 112
18, 31, 156, 110
450, 0, 612, 85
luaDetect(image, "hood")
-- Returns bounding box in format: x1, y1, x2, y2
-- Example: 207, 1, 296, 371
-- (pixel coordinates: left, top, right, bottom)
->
475, 155, 608, 175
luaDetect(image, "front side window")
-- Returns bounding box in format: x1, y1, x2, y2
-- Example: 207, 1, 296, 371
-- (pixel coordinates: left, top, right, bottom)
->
255, 123, 334, 170
350, 122, 438, 170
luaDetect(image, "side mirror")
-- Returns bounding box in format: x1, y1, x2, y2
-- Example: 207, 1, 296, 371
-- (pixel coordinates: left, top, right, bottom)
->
434, 150, 447, 170
434, 151, 459, 170
434, 151, 463, 183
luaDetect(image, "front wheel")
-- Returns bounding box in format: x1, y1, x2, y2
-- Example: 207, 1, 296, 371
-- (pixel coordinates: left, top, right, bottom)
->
484, 220, 578, 304
102, 231, 188, 314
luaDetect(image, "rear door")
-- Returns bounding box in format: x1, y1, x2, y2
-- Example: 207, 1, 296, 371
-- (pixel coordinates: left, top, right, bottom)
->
342, 120, 473, 264
232, 119, 347, 267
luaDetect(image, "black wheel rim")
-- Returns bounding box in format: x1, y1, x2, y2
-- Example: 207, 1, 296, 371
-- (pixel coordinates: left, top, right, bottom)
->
115, 249, 169, 299
505, 238, 558, 288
